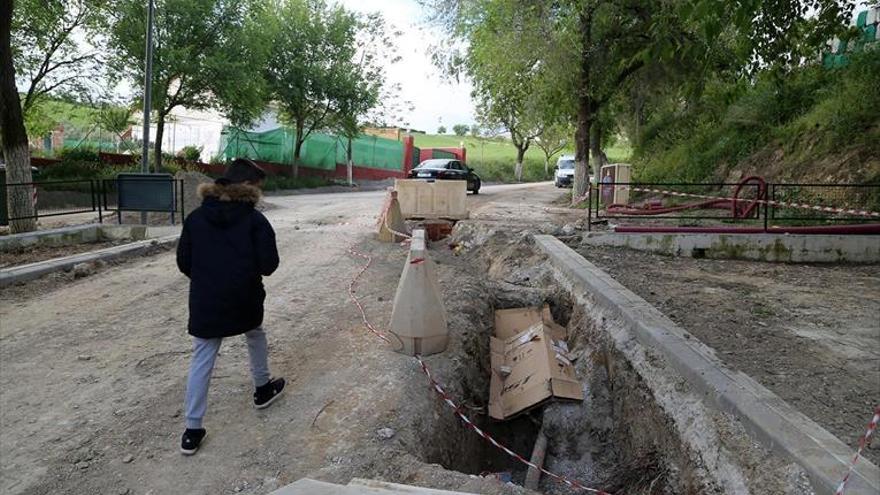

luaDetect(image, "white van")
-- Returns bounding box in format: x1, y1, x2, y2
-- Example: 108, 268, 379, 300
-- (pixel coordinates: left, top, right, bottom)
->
554, 155, 574, 187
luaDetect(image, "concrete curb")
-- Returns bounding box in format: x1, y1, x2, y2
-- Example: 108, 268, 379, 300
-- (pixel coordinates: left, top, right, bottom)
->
580, 231, 880, 263
534, 235, 880, 495
0, 235, 179, 288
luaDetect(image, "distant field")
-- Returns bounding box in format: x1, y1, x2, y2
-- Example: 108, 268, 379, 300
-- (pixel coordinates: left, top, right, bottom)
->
414, 133, 631, 164
413, 133, 632, 182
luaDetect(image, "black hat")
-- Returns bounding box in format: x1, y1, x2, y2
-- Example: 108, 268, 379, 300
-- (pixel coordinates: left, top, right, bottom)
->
218, 158, 267, 185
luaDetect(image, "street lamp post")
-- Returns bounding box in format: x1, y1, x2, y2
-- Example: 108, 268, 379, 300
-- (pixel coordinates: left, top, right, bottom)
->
139, 0, 155, 224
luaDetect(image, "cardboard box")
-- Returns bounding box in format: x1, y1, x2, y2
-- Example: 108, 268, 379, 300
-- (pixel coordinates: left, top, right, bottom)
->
489, 306, 583, 420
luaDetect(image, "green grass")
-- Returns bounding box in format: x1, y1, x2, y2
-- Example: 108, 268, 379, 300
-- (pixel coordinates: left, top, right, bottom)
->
414, 133, 632, 183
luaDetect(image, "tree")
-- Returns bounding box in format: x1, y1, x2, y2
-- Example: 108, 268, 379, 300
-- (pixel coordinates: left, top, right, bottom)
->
265, 0, 379, 178
12, 0, 106, 118
437, 125, 447, 134
105, 0, 268, 171
327, 12, 401, 186
535, 123, 571, 176
96, 103, 135, 152
466, 1, 548, 182
1, 0, 36, 232
452, 124, 469, 136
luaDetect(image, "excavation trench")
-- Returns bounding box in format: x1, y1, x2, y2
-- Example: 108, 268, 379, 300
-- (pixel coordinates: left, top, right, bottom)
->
393, 223, 809, 495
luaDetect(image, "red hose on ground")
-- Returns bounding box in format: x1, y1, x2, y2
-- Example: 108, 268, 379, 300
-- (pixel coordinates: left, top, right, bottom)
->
605, 176, 766, 218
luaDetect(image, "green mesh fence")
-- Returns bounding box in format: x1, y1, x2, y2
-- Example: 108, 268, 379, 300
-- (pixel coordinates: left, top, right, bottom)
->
431, 149, 456, 159
220, 127, 404, 171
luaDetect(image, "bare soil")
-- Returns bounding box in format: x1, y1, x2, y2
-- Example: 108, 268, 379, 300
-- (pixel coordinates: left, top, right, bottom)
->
0, 241, 126, 269
575, 244, 880, 465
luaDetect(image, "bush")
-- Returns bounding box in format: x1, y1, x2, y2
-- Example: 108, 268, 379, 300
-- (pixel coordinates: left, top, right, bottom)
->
177, 145, 203, 162
469, 157, 552, 183
39, 146, 140, 181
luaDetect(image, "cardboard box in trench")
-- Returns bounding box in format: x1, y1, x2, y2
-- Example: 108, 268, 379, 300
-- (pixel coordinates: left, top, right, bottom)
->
489, 306, 584, 420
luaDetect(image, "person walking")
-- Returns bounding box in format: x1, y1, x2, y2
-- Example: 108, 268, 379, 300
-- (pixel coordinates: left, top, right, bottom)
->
176, 158, 284, 455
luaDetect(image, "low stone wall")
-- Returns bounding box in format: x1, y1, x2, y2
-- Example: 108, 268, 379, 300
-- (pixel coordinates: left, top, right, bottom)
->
581, 231, 880, 263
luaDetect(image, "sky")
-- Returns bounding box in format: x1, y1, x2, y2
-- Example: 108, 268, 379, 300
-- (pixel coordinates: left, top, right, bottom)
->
75, 0, 474, 133
338, 0, 475, 132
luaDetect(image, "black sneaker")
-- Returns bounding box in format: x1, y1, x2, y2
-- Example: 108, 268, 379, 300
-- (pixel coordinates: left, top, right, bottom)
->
254, 377, 285, 409
180, 428, 206, 455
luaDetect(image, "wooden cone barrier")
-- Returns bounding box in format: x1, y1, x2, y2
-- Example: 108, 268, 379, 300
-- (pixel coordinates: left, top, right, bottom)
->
377, 189, 408, 243
389, 229, 448, 356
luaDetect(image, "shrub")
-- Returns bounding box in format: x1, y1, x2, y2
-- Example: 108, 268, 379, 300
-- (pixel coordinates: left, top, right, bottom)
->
177, 145, 203, 162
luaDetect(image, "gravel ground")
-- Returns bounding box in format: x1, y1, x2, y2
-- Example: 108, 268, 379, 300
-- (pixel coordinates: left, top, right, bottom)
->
576, 244, 880, 466
0, 183, 554, 495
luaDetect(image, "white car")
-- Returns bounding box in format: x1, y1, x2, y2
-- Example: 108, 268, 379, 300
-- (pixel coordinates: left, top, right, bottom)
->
554, 155, 575, 187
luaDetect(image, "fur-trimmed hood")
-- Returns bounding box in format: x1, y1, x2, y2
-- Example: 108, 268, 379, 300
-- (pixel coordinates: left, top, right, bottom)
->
196, 182, 261, 228
197, 182, 262, 204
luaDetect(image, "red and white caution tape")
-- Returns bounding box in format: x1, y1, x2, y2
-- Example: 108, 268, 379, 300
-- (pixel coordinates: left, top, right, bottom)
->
835, 405, 880, 495
413, 354, 611, 494
346, 246, 391, 345
627, 186, 880, 218
377, 192, 413, 241
346, 243, 609, 494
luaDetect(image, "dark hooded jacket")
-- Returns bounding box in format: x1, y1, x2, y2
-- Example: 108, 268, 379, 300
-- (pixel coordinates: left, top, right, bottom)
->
176, 182, 279, 339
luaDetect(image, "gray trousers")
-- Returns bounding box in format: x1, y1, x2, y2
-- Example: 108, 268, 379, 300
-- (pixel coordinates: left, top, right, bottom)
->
184, 327, 271, 429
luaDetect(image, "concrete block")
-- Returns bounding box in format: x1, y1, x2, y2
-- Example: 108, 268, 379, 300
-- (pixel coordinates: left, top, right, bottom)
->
389, 229, 449, 356
377, 190, 409, 243
534, 235, 880, 495
348, 478, 477, 494
394, 179, 468, 220
269, 478, 352, 495
0, 224, 98, 252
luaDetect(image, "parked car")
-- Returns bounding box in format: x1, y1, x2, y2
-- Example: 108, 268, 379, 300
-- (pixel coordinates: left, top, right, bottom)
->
408, 158, 481, 194
554, 155, 575, 187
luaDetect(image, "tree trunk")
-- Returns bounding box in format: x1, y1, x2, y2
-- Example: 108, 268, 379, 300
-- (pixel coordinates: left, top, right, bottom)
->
153, 111, 166, 173
0, 0, 37, 233
292, 118, 307, 179
514, 146, 526, 182
346, 137, 353, 186
573, 8, 593, 202
590, 118, 607, 177
544, 156, 549, 176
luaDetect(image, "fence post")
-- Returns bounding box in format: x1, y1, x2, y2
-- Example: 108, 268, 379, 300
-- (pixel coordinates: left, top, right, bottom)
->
586, 185, 592, 232
763, 185, 769, 232
179, 179, 185, 223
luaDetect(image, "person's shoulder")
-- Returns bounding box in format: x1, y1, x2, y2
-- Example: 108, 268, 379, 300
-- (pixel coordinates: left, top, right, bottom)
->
250, 208, 272, 226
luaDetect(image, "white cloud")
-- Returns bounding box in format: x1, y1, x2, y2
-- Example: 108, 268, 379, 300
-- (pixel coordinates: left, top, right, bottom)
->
338, 0, 475, 132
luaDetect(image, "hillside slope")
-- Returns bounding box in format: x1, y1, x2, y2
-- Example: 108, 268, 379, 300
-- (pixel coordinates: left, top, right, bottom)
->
634, 51, 880, 186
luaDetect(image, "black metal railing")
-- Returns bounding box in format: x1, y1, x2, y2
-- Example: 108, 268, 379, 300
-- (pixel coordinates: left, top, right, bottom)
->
587, 181, 880, 231
1, 177, 184, 225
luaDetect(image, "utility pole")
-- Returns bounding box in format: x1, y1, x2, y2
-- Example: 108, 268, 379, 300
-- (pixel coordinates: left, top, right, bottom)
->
140, 0, 155, 224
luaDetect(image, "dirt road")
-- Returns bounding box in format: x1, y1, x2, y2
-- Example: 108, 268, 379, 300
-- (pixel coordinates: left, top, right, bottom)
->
0, 183, 569, 495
